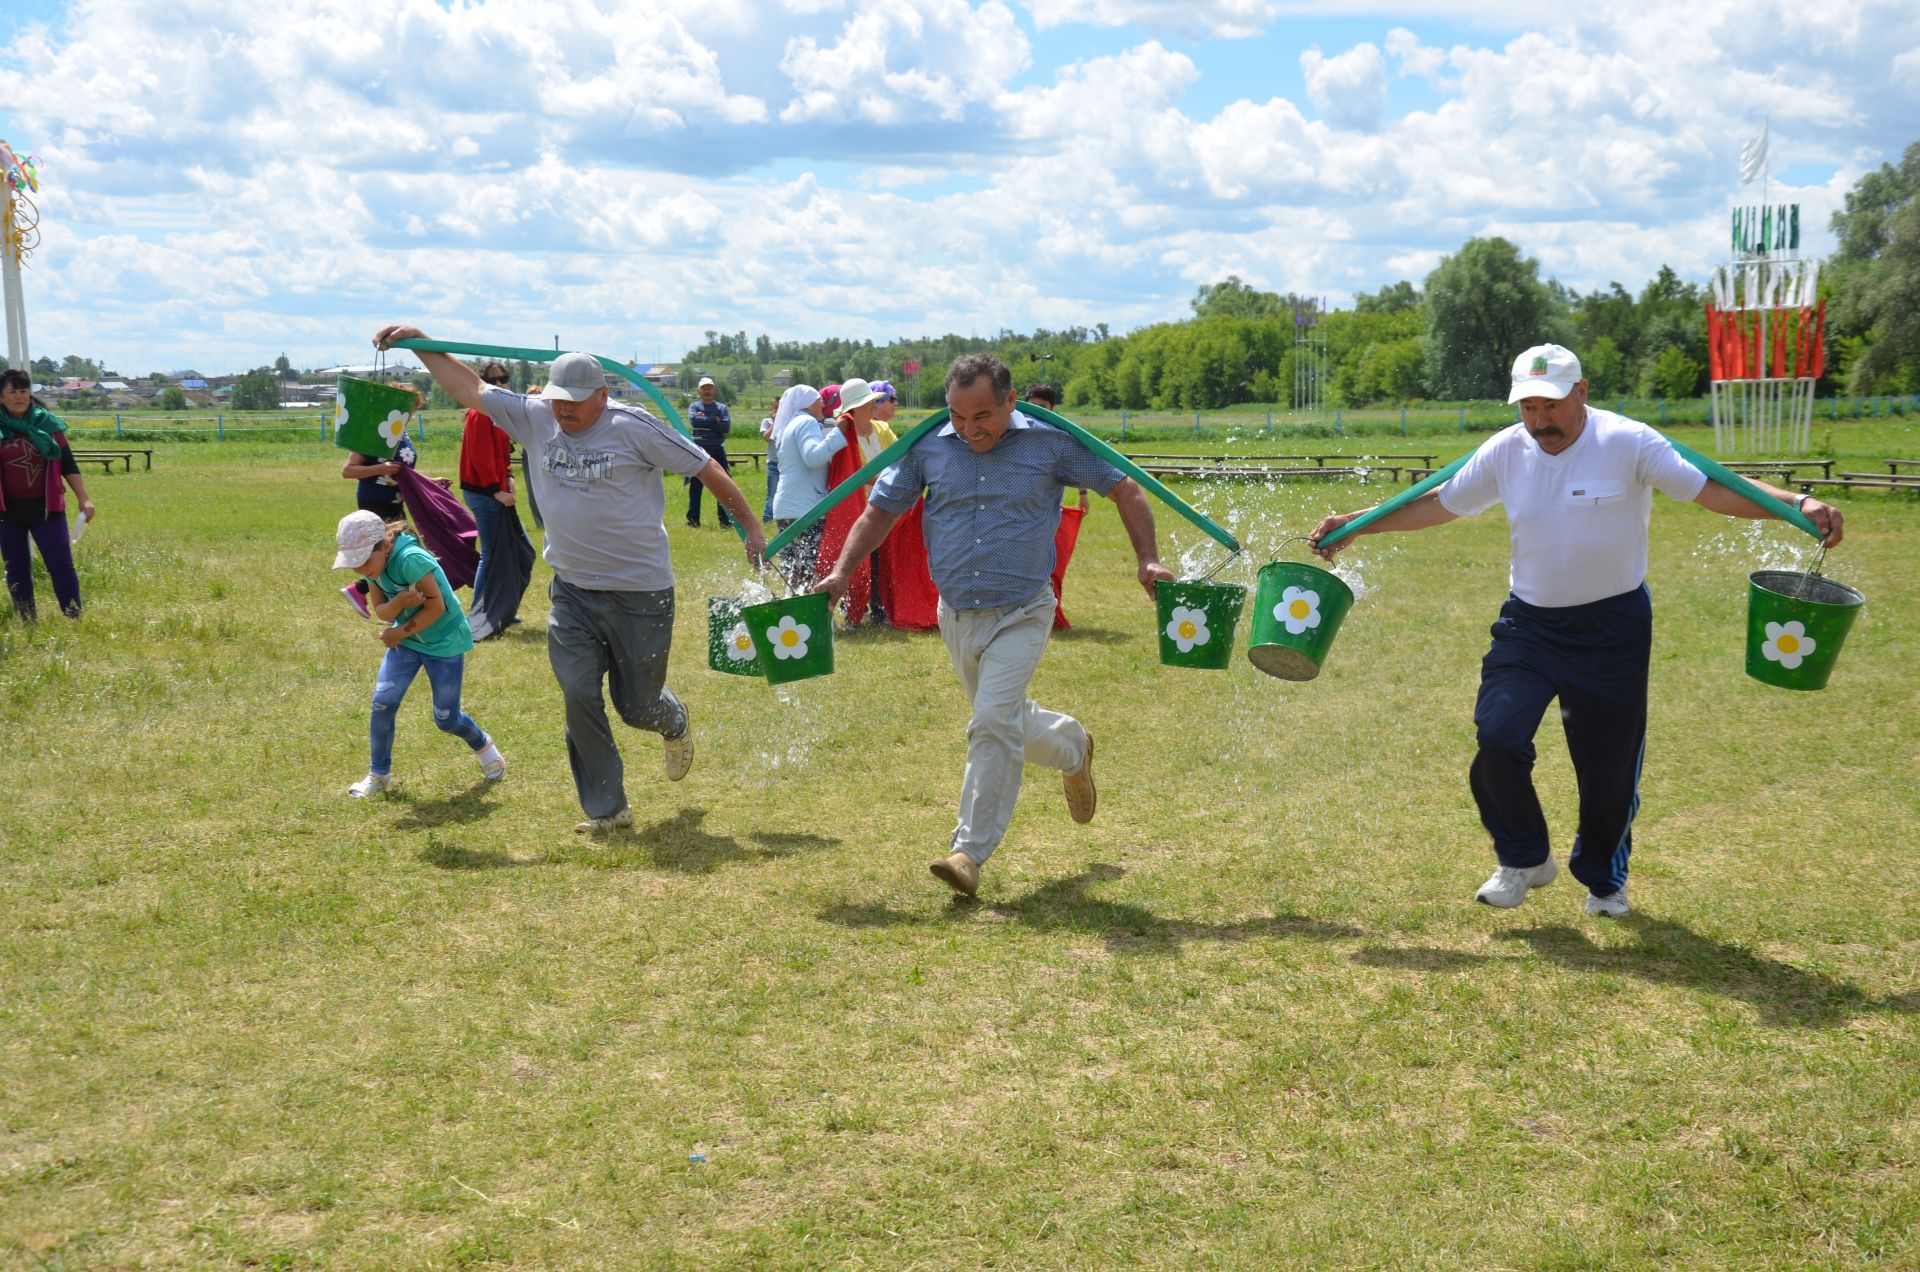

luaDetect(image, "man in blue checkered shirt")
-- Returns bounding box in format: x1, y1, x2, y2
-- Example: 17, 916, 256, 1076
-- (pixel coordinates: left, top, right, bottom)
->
819, 354, 1174, 897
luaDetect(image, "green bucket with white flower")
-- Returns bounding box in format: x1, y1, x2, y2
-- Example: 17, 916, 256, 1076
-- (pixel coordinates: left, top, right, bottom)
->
1745, 570, 1863, 691
743, 590, 834, 686
333, 376, 417, 458
1155, 579, 1247, 670
708, 597, 765, 678
1246, 560, 1354, 682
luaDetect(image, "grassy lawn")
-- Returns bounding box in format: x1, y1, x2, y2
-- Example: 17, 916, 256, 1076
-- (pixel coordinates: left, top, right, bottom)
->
2, 421, 1916, 1269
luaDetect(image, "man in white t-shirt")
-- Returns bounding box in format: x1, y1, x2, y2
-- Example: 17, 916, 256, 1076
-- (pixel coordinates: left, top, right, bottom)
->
1309, 344, 1843, 917
375, 326, 766, 834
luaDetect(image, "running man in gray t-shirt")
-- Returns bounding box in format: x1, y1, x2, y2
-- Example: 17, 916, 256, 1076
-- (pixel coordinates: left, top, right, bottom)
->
376, 326, 766, 834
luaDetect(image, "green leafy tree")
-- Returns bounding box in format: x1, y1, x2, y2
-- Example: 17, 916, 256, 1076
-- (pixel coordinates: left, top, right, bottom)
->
59, 354, 104, 379
1828, 139, 1920, 392
1422, 237, 1570, 400
156, 386, 188, 411
31, 356, 57, 377
1645, 345, 1703, 400
1190, 275, 1287, 320
1582, 335, 1626, 397
725, 364, 752, 399
1353, 280, 1420, 314
230, 368, 282, 410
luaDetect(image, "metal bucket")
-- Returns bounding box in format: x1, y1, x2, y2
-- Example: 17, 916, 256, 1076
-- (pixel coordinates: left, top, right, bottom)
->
743, 590, 834, 685
1155, 579, 1247, 670
707, 597, 764, 677
1745, 570, 1863, 691
1246, 560, 1354, 682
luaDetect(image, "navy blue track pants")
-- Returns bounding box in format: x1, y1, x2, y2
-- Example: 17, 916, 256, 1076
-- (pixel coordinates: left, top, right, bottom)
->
1469, 585, 1651, 896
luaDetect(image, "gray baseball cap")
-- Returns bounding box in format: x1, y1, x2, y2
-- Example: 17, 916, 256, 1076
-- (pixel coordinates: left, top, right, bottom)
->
541, 352, 607, 403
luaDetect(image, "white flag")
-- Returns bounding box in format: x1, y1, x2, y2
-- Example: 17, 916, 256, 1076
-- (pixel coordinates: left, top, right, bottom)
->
1739, 122, 1768, 184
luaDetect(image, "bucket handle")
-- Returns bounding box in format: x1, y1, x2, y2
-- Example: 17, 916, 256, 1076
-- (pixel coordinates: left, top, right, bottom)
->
1191, 545, 1244, 584
1268, 534, 1315, 565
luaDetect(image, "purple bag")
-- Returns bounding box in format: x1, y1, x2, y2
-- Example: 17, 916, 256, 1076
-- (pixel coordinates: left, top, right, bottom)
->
394, 465, 479, 591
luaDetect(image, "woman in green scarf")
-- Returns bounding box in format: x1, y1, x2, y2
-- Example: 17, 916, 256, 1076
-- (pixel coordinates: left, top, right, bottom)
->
1, 369, 95, 619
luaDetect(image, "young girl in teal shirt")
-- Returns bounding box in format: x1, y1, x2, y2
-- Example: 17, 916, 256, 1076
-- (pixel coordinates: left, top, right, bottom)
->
331, 510, 505, 797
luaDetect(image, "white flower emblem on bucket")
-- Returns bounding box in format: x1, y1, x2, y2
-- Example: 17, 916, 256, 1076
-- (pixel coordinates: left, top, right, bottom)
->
335, 400, 350, 433
1275, 585, 1321, 635
723, 622, 756, 662
377, 409, 409, 449
766, 614, 812, 660
1164, 605, 1211, 652
1760, 620, 1816, 670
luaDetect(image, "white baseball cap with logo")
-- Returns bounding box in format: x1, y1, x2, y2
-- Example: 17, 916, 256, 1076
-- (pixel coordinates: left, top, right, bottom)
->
1507, 344, 1584, 403
697, 375, 716, 388
540, 352, 608, 403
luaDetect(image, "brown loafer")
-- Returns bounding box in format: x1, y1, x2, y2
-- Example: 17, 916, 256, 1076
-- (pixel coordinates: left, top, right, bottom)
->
929, 850, 980, 897
1063, 729, 1096, 824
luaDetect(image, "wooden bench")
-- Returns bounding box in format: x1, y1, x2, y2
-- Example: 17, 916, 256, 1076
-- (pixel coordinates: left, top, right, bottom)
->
1138, 464, 1398, 482
70, 447, 155, 472
1837, 471, 1920, 483
68, 455, 119, 475
721, 453, 763, 472
1312, 452, 1437, 467
1725, 459, 1832, 479
1884, 459, 1920, 475
1797, 477, 1920, 494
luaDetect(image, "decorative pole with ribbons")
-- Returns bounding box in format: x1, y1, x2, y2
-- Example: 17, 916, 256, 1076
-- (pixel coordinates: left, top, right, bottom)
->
763, 402, 1241, 560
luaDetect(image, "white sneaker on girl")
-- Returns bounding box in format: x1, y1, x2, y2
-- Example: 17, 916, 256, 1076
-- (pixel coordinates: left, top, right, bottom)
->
348, 772, 392, 798
477, 738, 507, 781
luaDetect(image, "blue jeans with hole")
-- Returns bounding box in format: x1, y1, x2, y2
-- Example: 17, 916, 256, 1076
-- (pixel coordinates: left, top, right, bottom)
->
463, 490, 503, 600
369, 645, 488, 777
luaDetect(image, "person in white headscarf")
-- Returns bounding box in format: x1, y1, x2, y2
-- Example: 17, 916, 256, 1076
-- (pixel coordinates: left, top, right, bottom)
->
768, 384, 846, 589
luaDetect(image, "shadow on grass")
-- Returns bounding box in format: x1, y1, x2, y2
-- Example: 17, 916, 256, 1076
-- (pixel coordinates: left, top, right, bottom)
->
1352, 912, 1915, 1028
418, 841, 530, 870
554, 807, 840, 875
820, 863, 1366, 955
391, 780, 502, 830
1049, 626, 1130, 645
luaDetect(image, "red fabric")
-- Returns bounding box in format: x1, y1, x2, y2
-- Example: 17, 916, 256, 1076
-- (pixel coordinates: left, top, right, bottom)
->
1771, 312, 1788, 379
815, 419, 872, 620
1049, 504, 1085, 629
1811, 300, 1827, 380
876, 501, 940, 630
1705, 305, 1722, 381
458, 409, 513, 489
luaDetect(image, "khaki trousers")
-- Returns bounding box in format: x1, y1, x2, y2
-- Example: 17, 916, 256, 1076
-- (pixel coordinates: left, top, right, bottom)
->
938, 587, 1090, 864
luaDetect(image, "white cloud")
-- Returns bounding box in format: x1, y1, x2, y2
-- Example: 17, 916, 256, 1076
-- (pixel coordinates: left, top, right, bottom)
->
1, 0, 1916, 374
779, 0, 1029, 124
1300, 42, 1388, 131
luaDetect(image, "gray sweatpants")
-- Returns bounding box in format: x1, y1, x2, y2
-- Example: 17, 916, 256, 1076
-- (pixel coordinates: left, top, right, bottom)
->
939, 587, 1090, 864
547, 575, 688, 820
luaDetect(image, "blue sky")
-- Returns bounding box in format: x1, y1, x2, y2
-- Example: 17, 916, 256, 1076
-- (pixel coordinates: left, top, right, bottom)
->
2, 0, 1917, 375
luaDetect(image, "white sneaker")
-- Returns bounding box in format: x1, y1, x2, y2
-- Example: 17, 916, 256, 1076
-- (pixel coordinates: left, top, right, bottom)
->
663, 710, 694, 782
348, 772, 391, 799
1474, 858, 1558, 908
1585, 887, 1630, 918
574, 807, 634, 835
477, 738, 507, 781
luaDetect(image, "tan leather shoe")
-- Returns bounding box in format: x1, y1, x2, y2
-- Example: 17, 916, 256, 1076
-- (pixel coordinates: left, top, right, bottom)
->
929, 850, 980, 897
1063, 729, 1096, 824
664, 708, 694, 782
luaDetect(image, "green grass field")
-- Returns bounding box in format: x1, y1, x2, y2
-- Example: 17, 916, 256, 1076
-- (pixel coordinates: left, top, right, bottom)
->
3, 422, 1917, 1269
